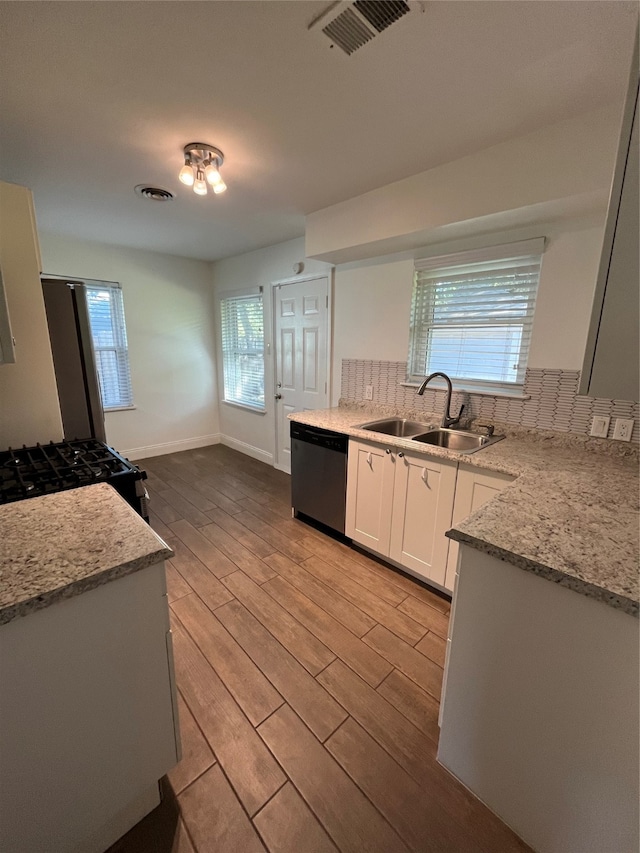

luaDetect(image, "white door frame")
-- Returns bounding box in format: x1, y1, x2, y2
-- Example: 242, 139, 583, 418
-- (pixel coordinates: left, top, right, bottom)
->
271, 271, 333, 472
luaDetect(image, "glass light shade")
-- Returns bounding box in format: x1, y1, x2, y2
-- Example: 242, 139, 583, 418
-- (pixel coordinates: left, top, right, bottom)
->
179, 162, 195, 186
213, 179, 227, 194
193, 170, 207, 195
205, 162, 222, 186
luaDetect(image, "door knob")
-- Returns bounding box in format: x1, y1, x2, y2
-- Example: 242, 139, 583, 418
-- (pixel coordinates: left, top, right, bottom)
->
275, 393, 282, 400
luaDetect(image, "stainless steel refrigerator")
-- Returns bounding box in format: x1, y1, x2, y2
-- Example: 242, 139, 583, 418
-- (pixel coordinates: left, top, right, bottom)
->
42, 278, 107, 442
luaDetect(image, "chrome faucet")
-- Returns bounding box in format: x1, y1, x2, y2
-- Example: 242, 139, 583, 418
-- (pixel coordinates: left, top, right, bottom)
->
417, 372, 465, 428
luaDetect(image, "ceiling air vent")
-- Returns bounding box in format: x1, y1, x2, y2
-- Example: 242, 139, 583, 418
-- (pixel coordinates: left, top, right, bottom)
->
311, 0, 411, 55
134, 185, 175, 202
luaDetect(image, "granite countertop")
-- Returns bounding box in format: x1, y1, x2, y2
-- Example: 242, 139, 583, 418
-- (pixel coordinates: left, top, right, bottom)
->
0, 483, 174, 626
290, 404, 639, 616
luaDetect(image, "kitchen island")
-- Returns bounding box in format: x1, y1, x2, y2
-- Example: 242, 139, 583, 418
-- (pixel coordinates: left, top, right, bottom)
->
290, 403, 639, 853
0, 483, 179, 853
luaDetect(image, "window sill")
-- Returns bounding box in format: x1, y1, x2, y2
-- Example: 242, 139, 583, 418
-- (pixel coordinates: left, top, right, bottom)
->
222, 400, 267, 414
104, 405, 136, 413
401, 382, 530, 400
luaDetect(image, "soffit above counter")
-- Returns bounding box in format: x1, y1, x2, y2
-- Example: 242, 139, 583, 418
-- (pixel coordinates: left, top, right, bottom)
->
305, 105, 617, 265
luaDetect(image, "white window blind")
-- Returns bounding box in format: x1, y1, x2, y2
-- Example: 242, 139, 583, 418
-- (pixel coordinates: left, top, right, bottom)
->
408, 240, 544, 392
85, 282, 133, 410
220, 291, 265, 411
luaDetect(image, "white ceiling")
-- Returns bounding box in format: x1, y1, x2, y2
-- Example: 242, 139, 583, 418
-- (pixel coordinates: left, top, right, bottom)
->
0, 1, 636, 262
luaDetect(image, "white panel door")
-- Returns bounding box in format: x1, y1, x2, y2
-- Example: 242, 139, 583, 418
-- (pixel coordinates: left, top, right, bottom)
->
274, 276, 328, 472
389, 450, 457, 586
345, 439, 395, 554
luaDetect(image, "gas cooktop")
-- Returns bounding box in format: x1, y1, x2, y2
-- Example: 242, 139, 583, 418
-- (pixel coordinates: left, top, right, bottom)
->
0, 439, 148, 519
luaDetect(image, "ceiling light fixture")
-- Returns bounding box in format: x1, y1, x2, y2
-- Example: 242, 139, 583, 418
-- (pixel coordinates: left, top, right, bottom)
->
179, 143, 227, 196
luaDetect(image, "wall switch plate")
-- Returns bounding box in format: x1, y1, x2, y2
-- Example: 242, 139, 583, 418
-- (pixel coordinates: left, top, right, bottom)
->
590, 415, 610, 438
364, 385, 374, 401
612, 418, 634, 441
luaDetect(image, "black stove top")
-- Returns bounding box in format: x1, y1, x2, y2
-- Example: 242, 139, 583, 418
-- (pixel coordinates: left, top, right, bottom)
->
0, 439, 144, 505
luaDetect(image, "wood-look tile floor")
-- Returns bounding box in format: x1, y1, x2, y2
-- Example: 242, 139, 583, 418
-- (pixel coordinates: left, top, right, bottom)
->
109, 445, 530, 853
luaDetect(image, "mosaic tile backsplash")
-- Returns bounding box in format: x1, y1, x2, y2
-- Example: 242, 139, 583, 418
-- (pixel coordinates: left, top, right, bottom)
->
341, 360, 640, 443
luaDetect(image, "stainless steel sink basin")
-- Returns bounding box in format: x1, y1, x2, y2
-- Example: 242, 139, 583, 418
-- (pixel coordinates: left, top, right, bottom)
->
357, 418, 433, 438
411, 428, 504, 453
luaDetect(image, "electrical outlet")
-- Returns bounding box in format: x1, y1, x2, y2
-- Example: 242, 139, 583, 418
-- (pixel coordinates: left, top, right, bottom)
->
590, 415, 610, 438
612, 418, 634, 442
364, 385, 374, 401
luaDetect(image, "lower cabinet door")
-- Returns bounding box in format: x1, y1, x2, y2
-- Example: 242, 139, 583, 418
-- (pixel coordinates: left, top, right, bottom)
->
443, 464, 516, 591
346, 439, 395, 555
389, 451, 457, 585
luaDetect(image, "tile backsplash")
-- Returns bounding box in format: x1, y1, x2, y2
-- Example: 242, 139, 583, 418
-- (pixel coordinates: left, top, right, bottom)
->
341, 360, 640, 443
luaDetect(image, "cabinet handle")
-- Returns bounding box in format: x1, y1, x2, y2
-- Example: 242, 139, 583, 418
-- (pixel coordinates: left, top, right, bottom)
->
367, 452, 372, 466
398, 452, 404, 458
421, 468, 429, 485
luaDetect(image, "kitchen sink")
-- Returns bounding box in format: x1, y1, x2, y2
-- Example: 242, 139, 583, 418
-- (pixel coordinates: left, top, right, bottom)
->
357, 418, 433, 438
411, 428, 504, 453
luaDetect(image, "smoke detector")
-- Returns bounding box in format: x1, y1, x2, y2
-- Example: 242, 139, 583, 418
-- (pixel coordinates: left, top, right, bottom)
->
309, 0, 411, 55
134, 185, 175, 202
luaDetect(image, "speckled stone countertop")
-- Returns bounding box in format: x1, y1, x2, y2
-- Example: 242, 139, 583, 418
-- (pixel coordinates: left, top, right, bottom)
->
290, 404, 639, 616
0, 483, 174, 626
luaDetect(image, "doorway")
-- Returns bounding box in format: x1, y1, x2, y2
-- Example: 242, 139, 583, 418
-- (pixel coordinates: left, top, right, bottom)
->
273, 275, 330, 473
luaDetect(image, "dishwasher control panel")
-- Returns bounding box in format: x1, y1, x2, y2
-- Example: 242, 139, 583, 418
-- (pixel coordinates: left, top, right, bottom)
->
290, 422, 348, 454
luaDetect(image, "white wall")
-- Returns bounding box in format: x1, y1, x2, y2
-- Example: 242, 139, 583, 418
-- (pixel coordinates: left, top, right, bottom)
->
211, 237, 331, 463
306, 105, 619, 264
330, 216, 605, 405
0, 181, 63, 447
39, 233, 219, 459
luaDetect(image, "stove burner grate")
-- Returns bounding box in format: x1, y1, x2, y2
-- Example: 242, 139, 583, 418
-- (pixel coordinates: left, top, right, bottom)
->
0, 439, 146, 511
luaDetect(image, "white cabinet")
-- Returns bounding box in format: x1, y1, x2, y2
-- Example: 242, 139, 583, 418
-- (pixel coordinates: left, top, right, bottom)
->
389, 449, 457, 586
0, 181, 42, 364
438, 546, 639, 853
0, 267, 15, 364
580, 46, 638, 400
0, 181, 62, 447
346, 441, 515, 593
345, 439, 396, 553
444, 464, 515, 592
346, 438, 457, 587
438, 464, 516, 727
0, 562, 181, 853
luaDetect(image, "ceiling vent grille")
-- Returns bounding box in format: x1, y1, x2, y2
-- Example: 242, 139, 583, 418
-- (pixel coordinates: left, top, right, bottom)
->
313, 0, 411, 55
134, 185, 174, 202
354, 1, 410, 32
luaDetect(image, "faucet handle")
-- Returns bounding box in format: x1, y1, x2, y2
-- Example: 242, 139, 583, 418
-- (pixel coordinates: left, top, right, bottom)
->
476, 423, 495, 437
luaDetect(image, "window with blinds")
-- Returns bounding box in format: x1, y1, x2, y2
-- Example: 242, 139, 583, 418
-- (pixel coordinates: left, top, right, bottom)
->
408, 239, 544, 392
85, 283, 133, 410
220, 291, 265, 411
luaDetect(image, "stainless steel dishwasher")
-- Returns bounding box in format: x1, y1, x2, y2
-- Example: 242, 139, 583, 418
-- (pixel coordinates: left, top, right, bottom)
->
290, 422, 348, 535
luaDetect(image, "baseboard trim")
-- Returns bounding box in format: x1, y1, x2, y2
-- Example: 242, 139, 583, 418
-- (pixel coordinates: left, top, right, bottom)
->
220, 434, 274, 466
122, 434, 221, 461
